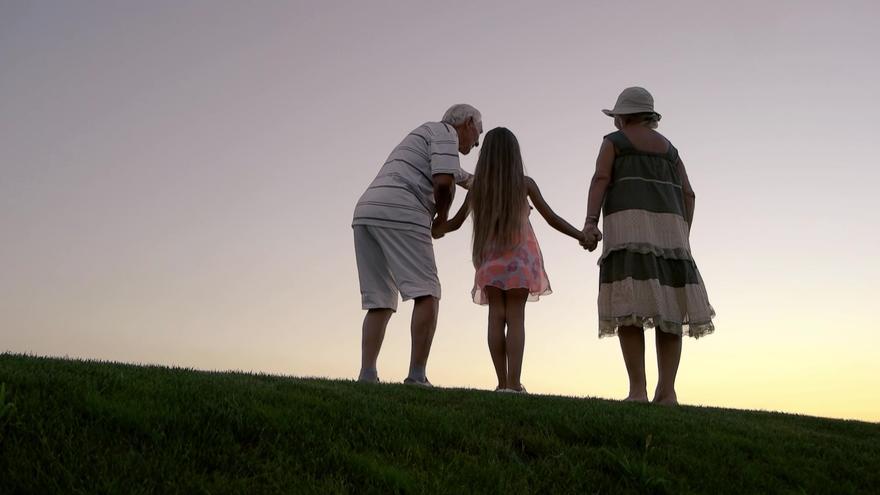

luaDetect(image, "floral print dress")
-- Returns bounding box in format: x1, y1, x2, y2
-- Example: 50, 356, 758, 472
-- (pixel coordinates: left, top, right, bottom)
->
472, 208, 552, 305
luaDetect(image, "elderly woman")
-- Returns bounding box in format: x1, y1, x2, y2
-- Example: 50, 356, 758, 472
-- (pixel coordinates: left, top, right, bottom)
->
582, 87, 714, 404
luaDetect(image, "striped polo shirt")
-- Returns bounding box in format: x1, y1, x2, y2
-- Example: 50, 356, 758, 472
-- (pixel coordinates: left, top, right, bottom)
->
352, 122, 463, 233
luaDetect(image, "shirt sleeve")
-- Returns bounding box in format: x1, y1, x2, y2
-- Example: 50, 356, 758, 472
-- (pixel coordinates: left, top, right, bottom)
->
429, 125, 461, 176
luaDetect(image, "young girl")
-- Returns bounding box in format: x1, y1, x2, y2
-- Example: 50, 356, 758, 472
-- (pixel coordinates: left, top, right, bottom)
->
434, 127, 584, 392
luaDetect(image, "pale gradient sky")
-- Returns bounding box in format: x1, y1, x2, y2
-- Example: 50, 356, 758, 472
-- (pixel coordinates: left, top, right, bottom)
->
2, 1, 879, 422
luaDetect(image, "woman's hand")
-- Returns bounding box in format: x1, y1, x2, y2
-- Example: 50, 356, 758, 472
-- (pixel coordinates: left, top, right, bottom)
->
581, 222, 602, 252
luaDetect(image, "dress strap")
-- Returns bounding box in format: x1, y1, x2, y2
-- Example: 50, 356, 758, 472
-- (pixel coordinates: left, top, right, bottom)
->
603, 131, 636, 154
666, 141, 680, 163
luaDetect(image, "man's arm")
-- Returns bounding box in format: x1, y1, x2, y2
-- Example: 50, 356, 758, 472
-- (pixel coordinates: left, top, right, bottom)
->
433, 192, 471, 239
433, 173, 456, 225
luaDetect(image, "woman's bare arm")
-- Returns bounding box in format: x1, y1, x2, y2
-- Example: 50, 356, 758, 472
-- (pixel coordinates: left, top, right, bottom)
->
580, 138, 615, 250
584, 138, 615, 225
677, 157, 695, 230
526, 177, 583, 242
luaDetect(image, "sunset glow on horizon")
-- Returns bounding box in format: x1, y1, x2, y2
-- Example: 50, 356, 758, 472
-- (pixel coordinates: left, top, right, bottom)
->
2, 1, 879, 422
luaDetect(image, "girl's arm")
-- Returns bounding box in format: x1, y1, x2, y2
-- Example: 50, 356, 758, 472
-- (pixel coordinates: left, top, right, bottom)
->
677, 157, 695, 230
526, 177, 583, 242
581, 138, 615, 250
432, 192, 471, 239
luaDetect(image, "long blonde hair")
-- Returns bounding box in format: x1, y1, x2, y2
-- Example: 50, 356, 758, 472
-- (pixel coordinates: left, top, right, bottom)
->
470, 127, 527, 266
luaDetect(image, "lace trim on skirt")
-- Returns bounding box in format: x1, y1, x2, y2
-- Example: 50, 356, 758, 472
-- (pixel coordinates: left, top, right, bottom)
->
599, 314, 715, 339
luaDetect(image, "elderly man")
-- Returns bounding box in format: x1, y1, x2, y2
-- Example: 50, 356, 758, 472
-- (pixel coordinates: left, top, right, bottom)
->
352, 104, 482, 385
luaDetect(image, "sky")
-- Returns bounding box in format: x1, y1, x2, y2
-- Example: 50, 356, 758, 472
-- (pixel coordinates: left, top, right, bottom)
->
2, 1, 879, 422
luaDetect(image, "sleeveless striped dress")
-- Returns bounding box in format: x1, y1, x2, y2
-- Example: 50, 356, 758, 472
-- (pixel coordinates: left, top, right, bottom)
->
598, 131, 715, 338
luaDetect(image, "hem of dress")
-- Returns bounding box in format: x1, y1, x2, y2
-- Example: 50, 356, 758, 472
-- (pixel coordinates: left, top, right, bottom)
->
471, 285, 552, 306
598, 314, 715, 339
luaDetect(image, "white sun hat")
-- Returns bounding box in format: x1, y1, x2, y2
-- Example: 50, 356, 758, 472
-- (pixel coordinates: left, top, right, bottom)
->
602, 86, 661, 120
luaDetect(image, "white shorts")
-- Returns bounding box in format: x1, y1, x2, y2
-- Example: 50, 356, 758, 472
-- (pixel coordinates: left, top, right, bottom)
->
353, 225, 441, 311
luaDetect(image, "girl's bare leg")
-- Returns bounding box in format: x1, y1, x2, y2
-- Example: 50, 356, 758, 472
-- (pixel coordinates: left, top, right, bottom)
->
485, 287, 508, 389
653, 329, 682, 405
504, 289, 529, 391
618, 325, 648, 402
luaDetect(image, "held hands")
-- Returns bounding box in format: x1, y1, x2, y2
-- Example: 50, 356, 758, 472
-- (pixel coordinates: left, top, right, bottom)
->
580, 220, 602, 252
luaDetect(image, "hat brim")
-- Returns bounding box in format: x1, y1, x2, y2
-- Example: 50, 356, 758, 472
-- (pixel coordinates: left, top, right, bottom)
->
602, 109, 661, 120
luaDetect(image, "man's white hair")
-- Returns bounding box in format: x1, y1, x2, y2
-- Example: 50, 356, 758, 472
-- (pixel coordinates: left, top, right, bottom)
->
441, 104, 481, 126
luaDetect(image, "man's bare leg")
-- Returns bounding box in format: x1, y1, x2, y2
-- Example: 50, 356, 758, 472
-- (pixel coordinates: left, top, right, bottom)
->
407, 295, 438, 383
359, 308, 393, 382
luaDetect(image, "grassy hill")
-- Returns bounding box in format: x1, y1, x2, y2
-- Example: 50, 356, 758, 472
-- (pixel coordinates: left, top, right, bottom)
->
0, 353, 877, 494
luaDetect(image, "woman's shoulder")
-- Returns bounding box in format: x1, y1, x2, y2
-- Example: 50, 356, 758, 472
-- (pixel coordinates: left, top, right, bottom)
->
601, 131, 631, 153
602, 130, 624, 141
650, 131, 679, 161
616, 128, 677, 157
650, 129, 676, 147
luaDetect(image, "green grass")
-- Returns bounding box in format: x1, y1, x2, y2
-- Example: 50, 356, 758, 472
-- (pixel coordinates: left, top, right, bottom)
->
0, 353, 877, 494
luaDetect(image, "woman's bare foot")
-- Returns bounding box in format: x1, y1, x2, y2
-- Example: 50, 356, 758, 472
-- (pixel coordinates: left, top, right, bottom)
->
624, 388, 649, 402
652, 390, 678, 405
